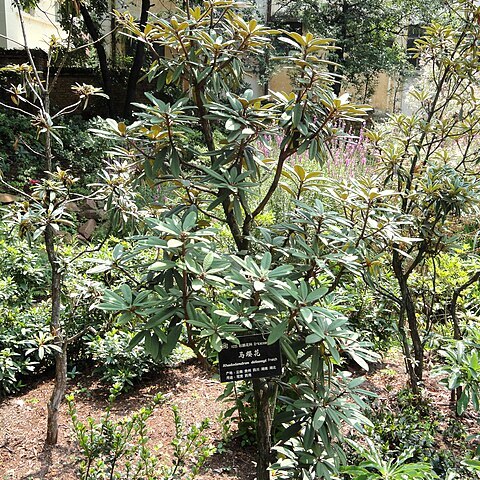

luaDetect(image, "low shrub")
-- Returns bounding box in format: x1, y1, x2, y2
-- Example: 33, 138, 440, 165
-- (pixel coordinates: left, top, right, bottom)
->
0, 235, 49, 302
86, 330, 162, 392
342, 437, 438, 479
86, 329, 195, 392
0, 301, 55, 396
0, 108, 41, 187
67, 385, 215, 480
367, 389, 435, 461
0, 109, 112, 189
362, 388, 477, 478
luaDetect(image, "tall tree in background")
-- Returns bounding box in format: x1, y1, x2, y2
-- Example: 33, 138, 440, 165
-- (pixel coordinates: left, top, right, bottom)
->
364, 0, 480, 393
276, 0, 443, 99
59, 0, 153, 118
24, 0, 156, 118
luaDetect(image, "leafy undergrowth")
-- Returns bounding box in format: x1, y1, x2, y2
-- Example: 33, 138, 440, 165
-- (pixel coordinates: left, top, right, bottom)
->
356, 351, 480, 479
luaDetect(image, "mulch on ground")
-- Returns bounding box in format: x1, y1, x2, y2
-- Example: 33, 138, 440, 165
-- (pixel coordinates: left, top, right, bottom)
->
1, 354, 478, 479
0, 362, 256, 480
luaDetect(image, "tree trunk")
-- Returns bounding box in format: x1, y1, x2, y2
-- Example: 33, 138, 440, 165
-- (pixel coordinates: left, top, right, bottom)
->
397, 307, 418, 395
44, 223, 66, 445
404, 285, 423, 386
450, 270, 480, 341
79, 2, 115, 117
330, 0, 348, 96
123, 0, 150, 118
46, 342, 67, 445
253, 379, 277, 480
393, 252, 423, 393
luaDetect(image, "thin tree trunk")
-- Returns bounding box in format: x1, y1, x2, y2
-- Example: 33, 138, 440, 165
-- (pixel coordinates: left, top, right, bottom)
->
393, 251, 422, 393
331, 0, 348, 96
79, 2, 114, 117
46, 342, 67, 445
44, 85, 67, 445
44, 96, 53, 171
45, 223, 66, 445
253, 379, 277, 480
404, 288, 423, 388
450, 270, 480, 341
397, 307, 418, 395
449, 270, 480, 406
363, 75, 370, 103
123, 0, 150, 118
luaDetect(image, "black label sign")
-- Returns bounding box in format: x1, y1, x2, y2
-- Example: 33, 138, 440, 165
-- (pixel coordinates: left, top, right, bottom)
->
218, 334, 282, 383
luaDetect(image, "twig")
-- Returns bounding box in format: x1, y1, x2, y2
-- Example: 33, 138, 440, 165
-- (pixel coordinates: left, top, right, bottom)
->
13, 0, 46, 97
52, 100, 82, 120
0, 101, 36, 118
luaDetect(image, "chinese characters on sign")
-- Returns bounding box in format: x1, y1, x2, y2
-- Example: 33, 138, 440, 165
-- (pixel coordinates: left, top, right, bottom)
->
218, 334, 282, 382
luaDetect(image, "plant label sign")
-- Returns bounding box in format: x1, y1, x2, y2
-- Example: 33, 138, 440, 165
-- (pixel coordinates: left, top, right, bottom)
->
218, 334, 282, 382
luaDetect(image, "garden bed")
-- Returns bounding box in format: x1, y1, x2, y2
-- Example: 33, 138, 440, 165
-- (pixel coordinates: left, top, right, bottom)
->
0, 362, 256, 480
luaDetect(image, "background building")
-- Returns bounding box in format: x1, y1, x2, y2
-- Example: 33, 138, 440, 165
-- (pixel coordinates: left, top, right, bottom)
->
0, 0, 62, 50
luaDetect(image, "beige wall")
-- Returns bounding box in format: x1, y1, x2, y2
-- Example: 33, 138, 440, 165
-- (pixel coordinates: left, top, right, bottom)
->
267, 67, 400, 113
0, 0, 176, 56
269, 68, 292, 94
362, 72, 399, 113
0, 0, 6, 48
2, 0, 63, 50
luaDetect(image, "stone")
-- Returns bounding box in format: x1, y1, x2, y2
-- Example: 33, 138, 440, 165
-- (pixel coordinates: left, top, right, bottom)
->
65, 202, 81, 213
85, 199, 97, 210
82, 208, 105, 220
0, 193, 19, 203
55, 231, 73, 243
78, 219, 97, 240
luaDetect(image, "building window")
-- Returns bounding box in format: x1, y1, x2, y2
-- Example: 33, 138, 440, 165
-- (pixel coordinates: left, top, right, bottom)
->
406, 25, 424, 68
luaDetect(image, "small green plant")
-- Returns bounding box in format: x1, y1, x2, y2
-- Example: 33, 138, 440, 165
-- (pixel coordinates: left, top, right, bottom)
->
435, 341, 480, 416
0, 234, 49, 302
161, 405, 215, 480
362, 385, 477, 477
86, 330, 162, 392
342, 438, 438, 479
215, 410, 234, 453
86, 330, 195, 392
217, 381, 257, 447
0, 348, 35, 395
366, 388, 435, 461
23, 331, 62, 361
462, 459, 480, 478
67, 385, 214, 480
0, 300, 56, 396
68, 385, 162, 480
443, 416, 467, 446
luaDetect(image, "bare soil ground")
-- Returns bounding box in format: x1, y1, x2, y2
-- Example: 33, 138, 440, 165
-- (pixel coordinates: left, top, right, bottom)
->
0, 354, 478, 480
0, 362, 256, 480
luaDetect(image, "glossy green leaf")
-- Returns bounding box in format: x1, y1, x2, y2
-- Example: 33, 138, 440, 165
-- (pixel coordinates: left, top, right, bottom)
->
268, 320, 288, 345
